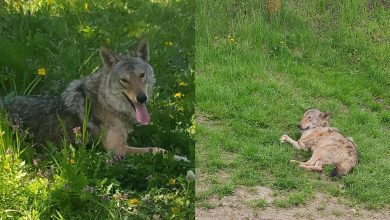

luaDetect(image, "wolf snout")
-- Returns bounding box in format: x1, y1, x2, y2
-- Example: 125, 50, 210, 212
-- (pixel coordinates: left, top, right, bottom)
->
136, 93, 147, 103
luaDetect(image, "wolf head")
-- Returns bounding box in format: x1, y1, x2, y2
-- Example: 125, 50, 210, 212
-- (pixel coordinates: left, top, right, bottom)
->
298, 109, 331, 131
100, 39, 155, 125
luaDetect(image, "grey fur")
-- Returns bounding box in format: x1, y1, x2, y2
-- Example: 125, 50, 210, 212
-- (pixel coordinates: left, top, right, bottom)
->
1, 40, 165, 156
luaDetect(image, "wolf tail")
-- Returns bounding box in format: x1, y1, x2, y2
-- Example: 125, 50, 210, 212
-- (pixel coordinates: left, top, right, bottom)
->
331, 159, 357, 177
331, 167, 352, 177
331, 137, 359, 177
330, 168, 340, 177
331, 166, 349, 177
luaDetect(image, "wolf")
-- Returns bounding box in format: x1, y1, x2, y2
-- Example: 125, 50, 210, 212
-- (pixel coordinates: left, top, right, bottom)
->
1, 40, 167, 156
280, 109, 358, 176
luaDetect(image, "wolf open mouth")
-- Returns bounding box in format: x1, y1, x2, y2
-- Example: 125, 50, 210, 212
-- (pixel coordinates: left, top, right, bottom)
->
122, 92, 150, 125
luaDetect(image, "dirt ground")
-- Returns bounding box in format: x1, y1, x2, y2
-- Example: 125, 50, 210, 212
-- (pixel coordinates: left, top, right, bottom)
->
196, 185, 390, 220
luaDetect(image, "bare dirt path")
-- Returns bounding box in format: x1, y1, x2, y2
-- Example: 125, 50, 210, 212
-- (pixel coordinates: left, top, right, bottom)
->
196, 185, 390, 220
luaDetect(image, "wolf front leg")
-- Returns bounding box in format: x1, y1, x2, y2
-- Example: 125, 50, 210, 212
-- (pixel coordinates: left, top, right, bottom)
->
103, 126, 166, 156
280, 134, 306, 150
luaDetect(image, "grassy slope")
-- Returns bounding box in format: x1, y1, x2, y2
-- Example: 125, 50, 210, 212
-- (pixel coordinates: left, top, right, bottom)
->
196, 0, 390, 209
0, 0, 194, 219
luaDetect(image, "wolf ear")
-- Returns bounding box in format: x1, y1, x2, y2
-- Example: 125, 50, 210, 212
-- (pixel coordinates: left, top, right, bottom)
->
136, 39, 150, 62
100, 47, 118, 68
320, 112, 331, 120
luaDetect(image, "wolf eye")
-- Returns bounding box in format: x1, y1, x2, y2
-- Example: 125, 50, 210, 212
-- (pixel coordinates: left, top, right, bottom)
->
120, 78, 129, 84
139, 72, 145, 78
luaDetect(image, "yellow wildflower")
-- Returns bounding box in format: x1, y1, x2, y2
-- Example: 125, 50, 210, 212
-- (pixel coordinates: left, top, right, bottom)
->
177, 107, 184, 112
3, 163, 10, 171
174, 92, 183, 99
169, 178, 176, 185
128, 198, 139, 206
84, 2, 89, 10
171, 207, 180, 215
188, 124, 196, 135
164, 41, 174, 47
179, 81, 188, 87
37, 68, 46, 76
227, 35, 235, 43
69, 159, 75, 164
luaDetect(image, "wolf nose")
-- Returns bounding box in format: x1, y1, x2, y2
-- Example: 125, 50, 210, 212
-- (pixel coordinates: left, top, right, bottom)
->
136, 93, 147, 103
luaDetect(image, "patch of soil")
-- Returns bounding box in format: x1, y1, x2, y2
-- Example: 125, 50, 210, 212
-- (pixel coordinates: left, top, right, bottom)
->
196, 170, 230, 195
196, 186, 390, 220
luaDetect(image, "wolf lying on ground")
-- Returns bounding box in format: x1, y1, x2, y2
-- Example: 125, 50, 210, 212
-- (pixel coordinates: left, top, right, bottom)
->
1, 40, 172, 157
280, 109, 358, 176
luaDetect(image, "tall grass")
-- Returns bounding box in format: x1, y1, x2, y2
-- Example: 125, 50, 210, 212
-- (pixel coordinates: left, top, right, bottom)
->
196, 0, 390, 209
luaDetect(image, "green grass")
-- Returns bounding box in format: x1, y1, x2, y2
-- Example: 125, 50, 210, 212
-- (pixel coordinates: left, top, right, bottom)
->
0, 0, 194, 219
248, 198, 268, 209
196, 0, 390, 210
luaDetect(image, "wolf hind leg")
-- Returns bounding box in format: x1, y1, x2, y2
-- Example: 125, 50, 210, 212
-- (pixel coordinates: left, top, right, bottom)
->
299, 164, 323, 172
299, 151, 322, 166
299, 160, 324, 172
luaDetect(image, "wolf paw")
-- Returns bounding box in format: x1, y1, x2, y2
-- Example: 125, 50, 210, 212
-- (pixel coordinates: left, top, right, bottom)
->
148, 147, 167, 154
280, 134, 289, 143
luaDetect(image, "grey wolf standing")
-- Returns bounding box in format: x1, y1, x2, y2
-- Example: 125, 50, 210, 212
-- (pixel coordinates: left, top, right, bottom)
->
2, 39, 166, 156
280, 109, 358, 176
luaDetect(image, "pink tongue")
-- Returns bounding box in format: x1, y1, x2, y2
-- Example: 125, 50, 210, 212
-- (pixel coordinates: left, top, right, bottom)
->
134, 103, 150, 125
